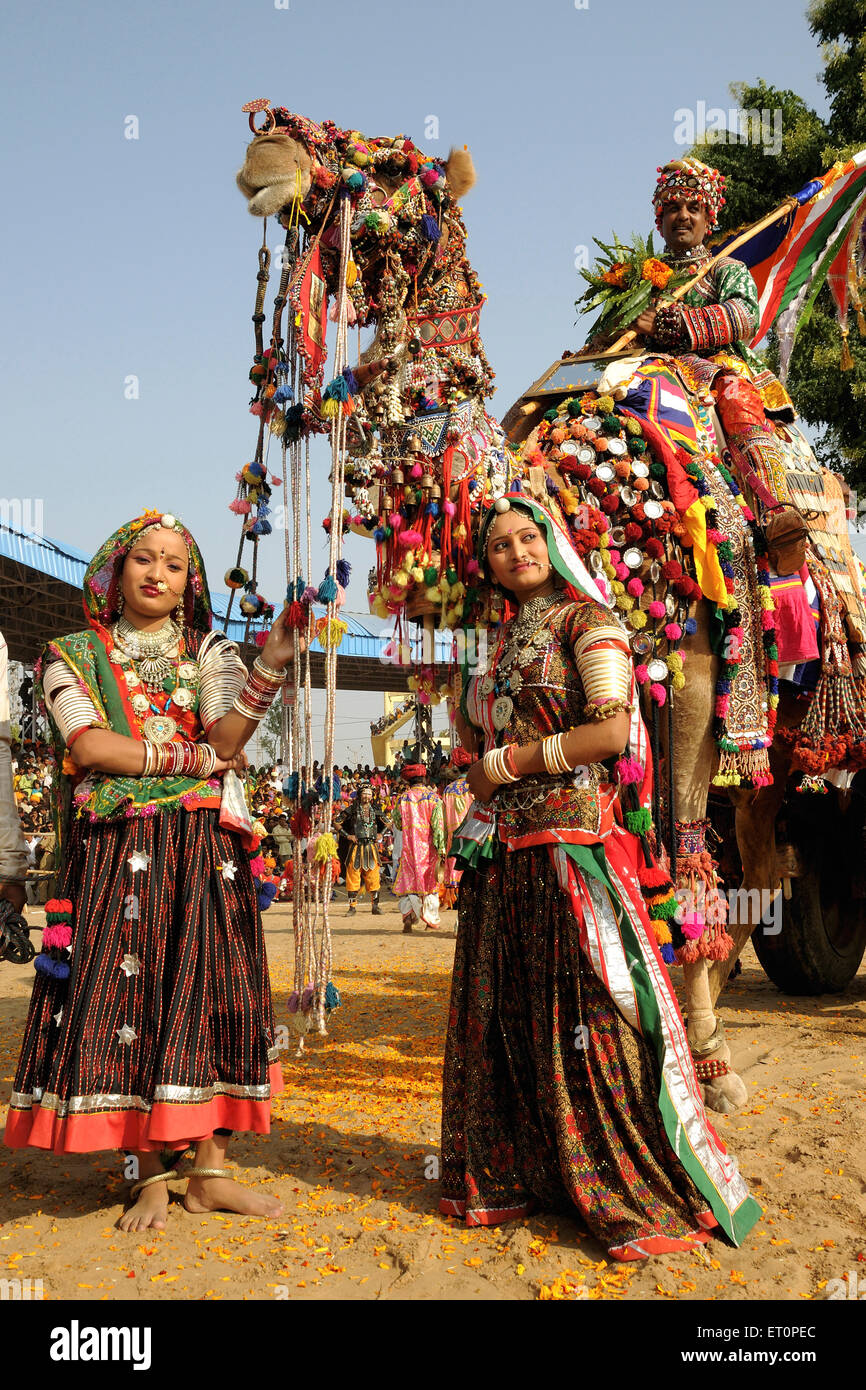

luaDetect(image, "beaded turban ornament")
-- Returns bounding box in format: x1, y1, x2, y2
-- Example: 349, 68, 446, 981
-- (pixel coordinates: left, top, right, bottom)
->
82, 509, 213, 632
652, 158, 727, 233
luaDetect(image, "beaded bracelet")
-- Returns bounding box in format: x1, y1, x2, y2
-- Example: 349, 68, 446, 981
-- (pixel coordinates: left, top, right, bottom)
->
482, 747, 520, 786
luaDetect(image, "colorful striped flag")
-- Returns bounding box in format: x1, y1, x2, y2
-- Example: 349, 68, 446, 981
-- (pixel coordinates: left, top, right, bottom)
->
710, 150, 866, 372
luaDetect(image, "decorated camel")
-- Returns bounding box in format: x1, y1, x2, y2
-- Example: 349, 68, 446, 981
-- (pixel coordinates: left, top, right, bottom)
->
233, 104, 866, 1112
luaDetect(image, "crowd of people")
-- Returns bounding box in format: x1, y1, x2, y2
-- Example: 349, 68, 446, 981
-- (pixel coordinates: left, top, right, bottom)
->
6, 738, 470, 918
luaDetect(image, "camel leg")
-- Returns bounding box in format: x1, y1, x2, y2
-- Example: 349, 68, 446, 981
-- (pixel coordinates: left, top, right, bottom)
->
664, 601, 747, 1111
708, 718, 797, 1007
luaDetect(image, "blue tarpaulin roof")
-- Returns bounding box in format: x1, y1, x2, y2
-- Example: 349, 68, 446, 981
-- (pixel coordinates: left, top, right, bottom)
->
0, 524, 451, 663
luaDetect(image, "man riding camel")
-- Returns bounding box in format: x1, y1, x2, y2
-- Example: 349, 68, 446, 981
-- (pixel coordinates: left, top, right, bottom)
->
633, 155, 816, 671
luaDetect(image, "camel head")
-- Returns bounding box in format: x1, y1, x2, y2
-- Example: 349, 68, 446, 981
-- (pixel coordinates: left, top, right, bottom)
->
236, 107, 490, 424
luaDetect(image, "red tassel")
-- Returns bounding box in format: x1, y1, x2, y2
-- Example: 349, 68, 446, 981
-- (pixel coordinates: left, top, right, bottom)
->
637, 865, 669, 889
439, 446, 454, 569
286, 601, 305, 630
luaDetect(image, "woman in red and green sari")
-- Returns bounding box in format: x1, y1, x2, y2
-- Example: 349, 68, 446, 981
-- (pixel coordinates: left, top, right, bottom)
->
440, 494, 760, 1260
4, 509, 298, 1232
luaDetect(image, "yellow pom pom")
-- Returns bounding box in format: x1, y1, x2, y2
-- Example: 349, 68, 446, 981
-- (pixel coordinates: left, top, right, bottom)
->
411, 566, 425, 584
596, 394, 615, 414
392, 571, 408, 590
402, 550, 415, 569
671, 671, 686, 691
320, 397, 340, 419
629, 609, 647, 629
700, 494, 714, 509
314, 833, 338, 862
666, 652, 683, 672
616, 595, 635, 613
611, 580, 624, 595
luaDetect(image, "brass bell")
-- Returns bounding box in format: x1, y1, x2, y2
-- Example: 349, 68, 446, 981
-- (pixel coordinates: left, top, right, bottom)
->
406, 434, 424, 453
430, 482, 442, 500
421, 472, 435, 491
392, 467, 405, 485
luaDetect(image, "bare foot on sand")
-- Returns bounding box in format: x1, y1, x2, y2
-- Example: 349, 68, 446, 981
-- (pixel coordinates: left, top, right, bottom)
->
117, 1158, 171, 1233
183, 1175, 283, 1218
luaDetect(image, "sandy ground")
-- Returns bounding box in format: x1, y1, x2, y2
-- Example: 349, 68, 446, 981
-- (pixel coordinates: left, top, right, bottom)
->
1, 889, 864, 1303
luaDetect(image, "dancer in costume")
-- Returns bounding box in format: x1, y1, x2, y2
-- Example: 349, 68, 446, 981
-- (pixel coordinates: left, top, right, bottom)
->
439, 748, 473, 910
4, 509, 300, 1233
392, 764, 445, 932
439, 493, 760, 1259
340, 782, 387, 915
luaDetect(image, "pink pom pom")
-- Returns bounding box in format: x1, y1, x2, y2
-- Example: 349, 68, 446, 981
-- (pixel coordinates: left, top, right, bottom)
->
465, 558, 480, 576
409, 462, 423, 480
301, 585, 318, 605
42, 924, 72, 949
627, 578, 644, 597
389, 511, 403, 530
399, 529, 423, 548
681, 911, 705, 940
648, 601, 665, 619
418, 691, 431, 704
615, 563, 629, 581
608, 549, 621, 565
335, 583, 346, 608
249, 855, 266, 877
664, 622, 682, 640
650, 682, 667, 705
229, 499, 252, 515
615, 756, 643, 784
443, 499, 456, 516
635, 664, 650, 683
270, 475, 282, 486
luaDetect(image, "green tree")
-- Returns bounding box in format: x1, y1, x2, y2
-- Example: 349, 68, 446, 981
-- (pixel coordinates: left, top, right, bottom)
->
689, 56, 866, 491
260, 700, 284, 763
809, 0, 866, 144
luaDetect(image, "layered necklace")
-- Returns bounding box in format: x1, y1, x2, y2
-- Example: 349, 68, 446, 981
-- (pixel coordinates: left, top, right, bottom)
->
112, 617, 182, 693
481, 592, 565, 732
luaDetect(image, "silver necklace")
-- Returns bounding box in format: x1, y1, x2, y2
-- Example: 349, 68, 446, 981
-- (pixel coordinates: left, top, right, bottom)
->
113, 617, 181, 694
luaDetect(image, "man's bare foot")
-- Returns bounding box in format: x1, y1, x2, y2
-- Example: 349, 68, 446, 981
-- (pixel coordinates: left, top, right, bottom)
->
117, 1165, 171, 1233
183, 1174, 283, 1218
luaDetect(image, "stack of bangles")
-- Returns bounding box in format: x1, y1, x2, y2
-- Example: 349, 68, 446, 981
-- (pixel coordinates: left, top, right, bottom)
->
232, 656, 293, 722
481, 744, 521, 785
141, 740, 218, 779
541, 732, 573, 775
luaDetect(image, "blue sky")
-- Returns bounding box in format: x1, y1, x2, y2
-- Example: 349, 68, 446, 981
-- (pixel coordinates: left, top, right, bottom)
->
0, 0, 834, 758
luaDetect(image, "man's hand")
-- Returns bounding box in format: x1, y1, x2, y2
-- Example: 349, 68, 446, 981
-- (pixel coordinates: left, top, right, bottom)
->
467, 758, 499, 806
633, 308, 658, 338
0, 883, 27, 915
